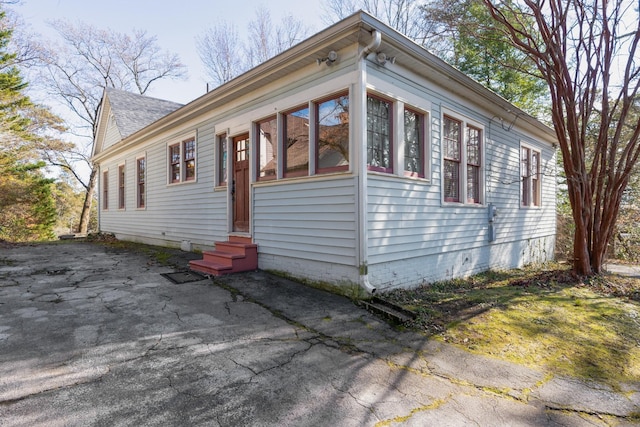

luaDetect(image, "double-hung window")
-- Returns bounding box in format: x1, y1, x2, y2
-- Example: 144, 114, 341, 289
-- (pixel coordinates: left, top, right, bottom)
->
118, 164, 125, 209
404, 108, 425, 178
136, 157, 146, 208
366, 94, 393, 173
521, 145, 541, 207
442, 113, 484, 205
168, 137, 197, 184
102, 170, 109, 210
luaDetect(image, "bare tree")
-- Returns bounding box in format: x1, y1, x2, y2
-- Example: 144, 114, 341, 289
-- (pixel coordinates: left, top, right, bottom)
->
322, 0, 430, 42
36, 21, 187, 234
484, 0, 640, 275
197, 6, 308, 88
196, 21, 243, 86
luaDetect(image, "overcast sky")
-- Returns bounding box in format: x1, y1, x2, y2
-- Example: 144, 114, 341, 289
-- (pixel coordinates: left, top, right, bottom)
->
13, 0, 327, 103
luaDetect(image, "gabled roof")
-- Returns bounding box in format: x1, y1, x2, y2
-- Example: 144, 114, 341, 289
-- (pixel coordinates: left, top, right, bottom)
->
93, 11, 556, 162
105, 87, 183, 139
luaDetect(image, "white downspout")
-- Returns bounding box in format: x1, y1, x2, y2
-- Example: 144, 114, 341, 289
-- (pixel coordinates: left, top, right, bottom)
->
357, 31, 381, 295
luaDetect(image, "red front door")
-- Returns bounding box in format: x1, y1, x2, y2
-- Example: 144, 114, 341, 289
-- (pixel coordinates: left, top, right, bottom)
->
233, 134, 250, 232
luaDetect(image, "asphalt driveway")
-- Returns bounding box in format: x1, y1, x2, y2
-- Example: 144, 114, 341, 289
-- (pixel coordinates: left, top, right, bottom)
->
0, 241, 638, 426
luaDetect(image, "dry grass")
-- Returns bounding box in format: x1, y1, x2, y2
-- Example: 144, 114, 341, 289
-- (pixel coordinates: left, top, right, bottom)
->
383, 263, 640, 388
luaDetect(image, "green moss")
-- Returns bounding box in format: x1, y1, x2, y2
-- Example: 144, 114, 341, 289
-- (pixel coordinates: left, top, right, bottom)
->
384, 264, 640, 389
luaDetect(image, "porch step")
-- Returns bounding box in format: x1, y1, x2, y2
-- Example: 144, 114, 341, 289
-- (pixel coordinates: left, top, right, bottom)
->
189, 238, 257, 276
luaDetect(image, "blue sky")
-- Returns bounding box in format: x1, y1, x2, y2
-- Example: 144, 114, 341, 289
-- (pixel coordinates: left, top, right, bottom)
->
14, 0, 327, 103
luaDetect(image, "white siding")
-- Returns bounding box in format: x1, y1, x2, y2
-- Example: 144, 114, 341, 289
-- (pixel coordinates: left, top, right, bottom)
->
364, 65, 556, 290
99, 119, 227, 250
254, 176, 360, 284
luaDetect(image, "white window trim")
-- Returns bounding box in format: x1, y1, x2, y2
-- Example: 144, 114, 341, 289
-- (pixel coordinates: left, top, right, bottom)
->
520, 142, 542, 208
441, 108, 485, 206
167, 133, 198, 185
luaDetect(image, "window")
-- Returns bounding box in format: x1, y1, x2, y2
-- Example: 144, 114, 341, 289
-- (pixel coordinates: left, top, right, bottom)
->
118, 164, 125, 209
169, 144, 180, 183
521, 145, 541, 207
404, 108, 425, 178
168, 137, 197, 184
283, 105, 310, 177
442, 114, 483, 205
316, 93, 349, 173
367, 94, 393, 173
136, 157, 146, 208
256, 117, 277, 180
467, 125, 481, 203
218, 133, 228, 186
102, 170, 108, 210
443, 116, 461, 202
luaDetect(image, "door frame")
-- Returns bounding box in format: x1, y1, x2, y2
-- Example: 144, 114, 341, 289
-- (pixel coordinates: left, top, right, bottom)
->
231, 133, 251, 233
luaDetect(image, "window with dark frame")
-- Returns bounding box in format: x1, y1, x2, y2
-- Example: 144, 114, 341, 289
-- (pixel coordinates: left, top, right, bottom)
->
256, 117, 277, 180
169, 144, 180, 183
316, 93, 349, 173
466, 125, 481, 204
366, 94, 393, 173
183, 138, 196, 181
102, 170, 108, 210
521, 146, 541, 207
137, 157, 146, 208
168, 137, 196, 184
118, 164, 125, 209
404, 108, 424, 178
443, 116, 461, 202
283, 105, 310, 177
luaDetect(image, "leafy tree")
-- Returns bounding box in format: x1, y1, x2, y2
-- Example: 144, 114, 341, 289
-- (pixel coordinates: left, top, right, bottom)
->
34, 21, 187, 234
322, 0, 548, 118
0, 7, 58, 242
432, 0, 548, 117
484, 0, 640, 275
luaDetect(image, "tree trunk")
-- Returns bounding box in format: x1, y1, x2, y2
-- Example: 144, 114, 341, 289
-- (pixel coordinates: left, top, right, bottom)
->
77, 166, 97, 234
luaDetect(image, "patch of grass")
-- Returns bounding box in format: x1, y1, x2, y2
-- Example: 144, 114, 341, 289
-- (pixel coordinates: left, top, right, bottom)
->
383, 263, 640, 388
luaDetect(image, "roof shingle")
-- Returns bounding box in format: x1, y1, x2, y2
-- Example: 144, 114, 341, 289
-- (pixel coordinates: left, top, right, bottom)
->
106, 87, 183, 139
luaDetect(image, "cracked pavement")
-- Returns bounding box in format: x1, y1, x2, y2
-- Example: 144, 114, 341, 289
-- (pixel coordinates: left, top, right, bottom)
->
0, 242, 638, 426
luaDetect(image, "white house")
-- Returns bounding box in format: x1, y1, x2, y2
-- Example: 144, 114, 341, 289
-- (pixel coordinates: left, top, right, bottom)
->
91, 11, 557, 293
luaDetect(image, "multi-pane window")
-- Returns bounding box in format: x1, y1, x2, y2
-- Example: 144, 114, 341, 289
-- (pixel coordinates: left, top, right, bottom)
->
169, 144, 180, 183
283, 105, 310, 177
366, 95, 392, 173
168, 137, 196, 184
137, 157, 146, 208
257, 117, 277, 180
466, 126, 481, 203
443, 116, 461, 202
118, 164, 125, 209
521, 146, 541, 207
102, 170, 108, 210
404, 108, 424, 178
443, 114, 483, 204
316, 93, 349, 173
218, 133, 227, 186
184, 138, 196, 181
